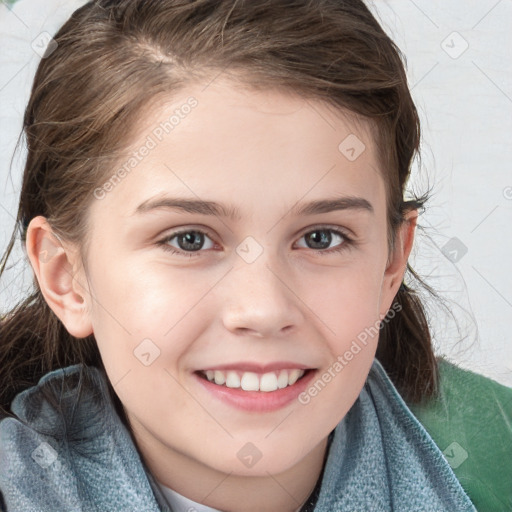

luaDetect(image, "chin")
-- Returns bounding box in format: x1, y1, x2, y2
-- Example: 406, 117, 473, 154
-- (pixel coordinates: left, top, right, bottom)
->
209, 439, 312, 478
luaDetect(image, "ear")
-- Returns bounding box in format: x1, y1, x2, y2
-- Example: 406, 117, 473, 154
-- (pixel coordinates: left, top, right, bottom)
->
25, 216, 93, 338
379, 209, 418, 318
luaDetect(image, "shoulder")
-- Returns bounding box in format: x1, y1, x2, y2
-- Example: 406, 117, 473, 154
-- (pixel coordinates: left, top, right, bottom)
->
407, 358, 512, 512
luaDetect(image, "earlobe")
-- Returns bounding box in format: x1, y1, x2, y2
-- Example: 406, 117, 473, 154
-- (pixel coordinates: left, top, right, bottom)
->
25, 216, 93, 338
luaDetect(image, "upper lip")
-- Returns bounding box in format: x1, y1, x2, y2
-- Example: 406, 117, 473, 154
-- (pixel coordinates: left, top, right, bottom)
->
197, 361, 313, 373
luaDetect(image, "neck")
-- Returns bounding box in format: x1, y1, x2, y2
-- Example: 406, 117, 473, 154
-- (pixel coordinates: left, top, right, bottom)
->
132, 425, 329, 512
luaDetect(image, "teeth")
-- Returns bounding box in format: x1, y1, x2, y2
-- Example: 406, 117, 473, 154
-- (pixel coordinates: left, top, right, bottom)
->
259, 372, 278, 392
277, 370, 288, 389
288, 369, 302, 385
203, 369, 306, 391
225, 371, 241, 388
214, 370, 225, 385
241, 372, 260, 391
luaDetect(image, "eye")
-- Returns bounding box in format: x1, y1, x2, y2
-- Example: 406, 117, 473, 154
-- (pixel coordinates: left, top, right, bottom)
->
157, 229, 216, 257
295, 227, 353, 256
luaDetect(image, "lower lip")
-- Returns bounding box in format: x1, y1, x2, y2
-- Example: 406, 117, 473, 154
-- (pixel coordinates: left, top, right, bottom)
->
193, 370, 317, 412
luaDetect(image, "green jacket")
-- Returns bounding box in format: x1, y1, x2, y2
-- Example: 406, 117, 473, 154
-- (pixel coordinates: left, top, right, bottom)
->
407, 358, 512, 511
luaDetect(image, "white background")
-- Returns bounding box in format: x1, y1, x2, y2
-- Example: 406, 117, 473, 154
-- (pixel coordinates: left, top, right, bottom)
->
1, 0, 511, 386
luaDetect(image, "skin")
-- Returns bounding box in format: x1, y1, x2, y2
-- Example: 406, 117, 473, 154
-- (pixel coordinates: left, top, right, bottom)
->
27, 77, 417, 512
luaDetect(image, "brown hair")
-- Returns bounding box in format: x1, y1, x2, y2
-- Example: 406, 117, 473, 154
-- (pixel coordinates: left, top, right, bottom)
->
0, 0, 439, 419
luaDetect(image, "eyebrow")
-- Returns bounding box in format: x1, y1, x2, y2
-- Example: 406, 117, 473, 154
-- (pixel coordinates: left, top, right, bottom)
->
133, 195, 374, 220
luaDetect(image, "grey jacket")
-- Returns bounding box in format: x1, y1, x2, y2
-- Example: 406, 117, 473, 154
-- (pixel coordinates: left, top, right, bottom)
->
0, 359, 476, 511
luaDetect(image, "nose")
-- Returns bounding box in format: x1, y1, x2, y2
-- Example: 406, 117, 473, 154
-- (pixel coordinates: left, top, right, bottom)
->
221, 255, 304, 339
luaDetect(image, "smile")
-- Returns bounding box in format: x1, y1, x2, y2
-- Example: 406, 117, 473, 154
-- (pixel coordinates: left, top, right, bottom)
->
194, 366, 317, 412
199, 368, 306, 392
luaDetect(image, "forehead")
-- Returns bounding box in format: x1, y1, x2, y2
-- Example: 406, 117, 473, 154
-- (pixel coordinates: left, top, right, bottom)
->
89, 77, 385, 222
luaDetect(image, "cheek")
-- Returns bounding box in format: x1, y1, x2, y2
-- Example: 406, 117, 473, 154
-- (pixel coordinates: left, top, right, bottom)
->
298, 259, 384, 341
293, 267, 383, 434
87, 267, 216, 435
85, 257, 223, 389
295, 258, 384, 391
88, 253, 212, 333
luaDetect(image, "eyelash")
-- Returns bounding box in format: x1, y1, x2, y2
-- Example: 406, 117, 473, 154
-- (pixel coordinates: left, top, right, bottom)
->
156, 226, 354, 258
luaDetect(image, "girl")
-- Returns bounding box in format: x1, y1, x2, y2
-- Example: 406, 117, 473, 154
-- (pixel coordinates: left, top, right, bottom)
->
0, 1, 509, 511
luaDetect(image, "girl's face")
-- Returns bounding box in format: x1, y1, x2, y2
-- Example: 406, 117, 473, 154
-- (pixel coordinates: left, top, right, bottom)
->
41, 78, 413, 484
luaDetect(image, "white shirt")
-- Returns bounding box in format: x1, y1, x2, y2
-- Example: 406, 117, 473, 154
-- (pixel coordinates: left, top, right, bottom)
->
157, 482, 306, 512
157, 482, 223, 512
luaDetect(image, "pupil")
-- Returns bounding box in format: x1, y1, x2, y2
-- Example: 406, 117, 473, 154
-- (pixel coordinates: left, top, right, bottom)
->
307, 230, 330, 249
180, 231, 203, 251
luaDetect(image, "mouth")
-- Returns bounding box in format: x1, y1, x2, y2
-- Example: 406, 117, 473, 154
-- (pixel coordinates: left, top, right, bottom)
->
195, 368, 311, 392
193, 366, 317, 412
